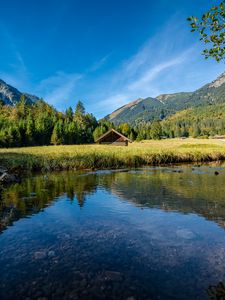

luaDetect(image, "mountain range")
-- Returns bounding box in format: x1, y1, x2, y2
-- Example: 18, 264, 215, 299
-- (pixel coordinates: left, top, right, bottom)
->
106, 72, 225, 125
1, 72, 225, 126
0, 79, 39, 105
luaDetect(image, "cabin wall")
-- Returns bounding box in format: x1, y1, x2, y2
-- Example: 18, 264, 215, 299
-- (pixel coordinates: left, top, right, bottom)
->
99, 141, 128, 146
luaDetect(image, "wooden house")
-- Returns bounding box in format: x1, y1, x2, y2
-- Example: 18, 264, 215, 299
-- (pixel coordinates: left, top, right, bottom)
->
95, 128, 132, 146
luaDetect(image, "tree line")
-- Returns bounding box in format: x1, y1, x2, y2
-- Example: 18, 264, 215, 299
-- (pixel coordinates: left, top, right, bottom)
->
1, 96, 225, 147
0, 95, 167, 148
0, 97, 97, 147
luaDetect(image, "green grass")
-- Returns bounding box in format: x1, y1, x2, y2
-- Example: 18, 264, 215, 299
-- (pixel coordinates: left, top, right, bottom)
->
1, 138, 225, 172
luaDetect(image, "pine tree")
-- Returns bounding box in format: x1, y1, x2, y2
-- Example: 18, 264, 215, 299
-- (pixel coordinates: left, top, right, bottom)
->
65, 107, 73, 121
25, 115, 35, 145
150, 121, 162, 140
51, 120, 64, 145
75, 101, 85, 116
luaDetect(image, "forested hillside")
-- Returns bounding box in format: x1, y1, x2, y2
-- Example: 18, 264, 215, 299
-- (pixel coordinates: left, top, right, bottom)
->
106, 72, 225, 125
0, 98, 97, 147
162, 103, 225, 138
1, 71, 225, 147
106, 97, 174, 125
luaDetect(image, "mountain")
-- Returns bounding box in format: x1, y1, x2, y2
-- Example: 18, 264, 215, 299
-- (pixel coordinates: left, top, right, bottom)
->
106, 72, 225, 125
106, 97, 169, 125
0, 79, 39, 105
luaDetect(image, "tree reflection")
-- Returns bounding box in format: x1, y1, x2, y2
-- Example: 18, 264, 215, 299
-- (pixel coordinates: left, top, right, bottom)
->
1, 167, 225, 233
0, 171, 99, 232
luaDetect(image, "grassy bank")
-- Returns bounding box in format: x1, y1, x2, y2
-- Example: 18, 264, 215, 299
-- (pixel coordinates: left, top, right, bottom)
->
0, 138, 225, 172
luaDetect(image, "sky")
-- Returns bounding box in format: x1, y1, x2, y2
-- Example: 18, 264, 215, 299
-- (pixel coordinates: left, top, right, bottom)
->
0, 0, 224, 118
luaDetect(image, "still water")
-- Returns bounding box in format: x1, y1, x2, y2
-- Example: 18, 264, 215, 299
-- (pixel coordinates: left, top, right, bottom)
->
1, 165, 225, 300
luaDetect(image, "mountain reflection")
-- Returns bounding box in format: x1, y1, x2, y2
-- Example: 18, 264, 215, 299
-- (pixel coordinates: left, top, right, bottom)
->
1, 166, 225, 233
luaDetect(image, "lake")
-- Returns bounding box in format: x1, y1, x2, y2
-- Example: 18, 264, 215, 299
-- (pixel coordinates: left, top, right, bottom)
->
1, 165, 225, 300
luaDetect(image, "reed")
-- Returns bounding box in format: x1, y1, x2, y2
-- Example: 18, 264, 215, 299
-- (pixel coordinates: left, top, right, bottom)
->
0, 138, 225, 172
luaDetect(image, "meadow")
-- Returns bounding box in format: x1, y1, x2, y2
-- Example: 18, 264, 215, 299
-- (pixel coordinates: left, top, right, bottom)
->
1, 138, 225, 172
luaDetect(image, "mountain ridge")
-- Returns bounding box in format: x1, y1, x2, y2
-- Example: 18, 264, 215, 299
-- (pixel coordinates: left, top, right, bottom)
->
1, 72, 225, 124
105, 72, 225, 125
0, 79, 39, 105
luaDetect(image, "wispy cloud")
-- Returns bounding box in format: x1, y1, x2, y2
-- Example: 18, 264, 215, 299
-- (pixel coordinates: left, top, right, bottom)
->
128, 52, 190, 92
0, 13, 224, 119
0, 24, 30, 90
89, 53, 111, 72
35, 72, 83, 108
86, 11, 223, 118
0, 22, 110, 109
87, 18, 196, 116
94, 50, 191, 115
34, 52, 111, 109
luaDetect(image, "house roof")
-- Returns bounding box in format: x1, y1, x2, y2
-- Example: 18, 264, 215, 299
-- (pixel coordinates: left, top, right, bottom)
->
95, 128, 132, 143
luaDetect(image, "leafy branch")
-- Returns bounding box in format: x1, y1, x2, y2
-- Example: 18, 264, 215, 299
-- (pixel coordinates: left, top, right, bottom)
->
187, 1, 225, 62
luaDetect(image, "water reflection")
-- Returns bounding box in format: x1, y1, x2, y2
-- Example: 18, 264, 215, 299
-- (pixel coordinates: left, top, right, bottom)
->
207, 282, 225, 300
0, 172, 99, 232
1, 166, 225, 233
1, 166, 225, 299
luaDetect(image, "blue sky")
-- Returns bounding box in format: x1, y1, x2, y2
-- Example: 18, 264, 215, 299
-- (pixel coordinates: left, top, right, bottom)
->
0, 0, 224, 118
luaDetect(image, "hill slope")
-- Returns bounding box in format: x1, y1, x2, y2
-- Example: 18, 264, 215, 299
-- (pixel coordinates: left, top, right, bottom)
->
0, 79, 39, 105
106, 72, 225, 125
162, 102, 225, 137
106, 97, 172, 124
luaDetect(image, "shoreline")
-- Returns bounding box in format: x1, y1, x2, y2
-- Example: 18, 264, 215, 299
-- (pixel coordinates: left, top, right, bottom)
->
0, 139, 225, 176
1, 152, 225, 173
1, 153, 225, 174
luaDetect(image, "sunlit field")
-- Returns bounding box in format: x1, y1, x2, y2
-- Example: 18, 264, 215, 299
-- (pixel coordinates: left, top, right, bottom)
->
1, 138, 225, 171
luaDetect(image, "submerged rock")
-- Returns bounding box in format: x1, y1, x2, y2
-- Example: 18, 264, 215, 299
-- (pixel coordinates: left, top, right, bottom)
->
34, 251, 47, 260
0, 166, 19, 184
176, 228, 195, 239
48, 250, 55, 257
0, 167, 7, 175
172, 169, 183, 173
103, 271, 123, 282
0, 172, 17, 183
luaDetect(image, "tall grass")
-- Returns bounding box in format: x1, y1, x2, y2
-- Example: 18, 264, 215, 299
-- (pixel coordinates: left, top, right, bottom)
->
0, 138, 225, 172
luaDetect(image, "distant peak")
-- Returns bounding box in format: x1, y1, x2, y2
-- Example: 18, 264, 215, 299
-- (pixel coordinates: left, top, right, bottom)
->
0, 78, 39, 105
209, 72, 225, 88
0, 79, 7, 84
125, 98, 144, 108
156, 94, 173, 101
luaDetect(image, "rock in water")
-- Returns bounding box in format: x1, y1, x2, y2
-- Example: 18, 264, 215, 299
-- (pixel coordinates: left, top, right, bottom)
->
0, 167, 7, 175
0, 172, 17, 183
